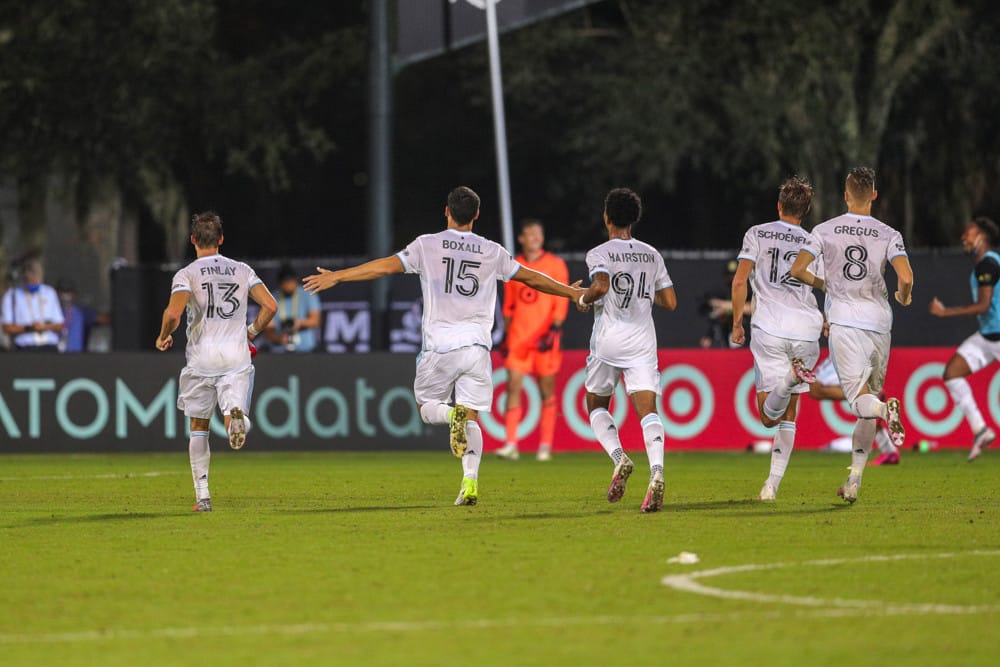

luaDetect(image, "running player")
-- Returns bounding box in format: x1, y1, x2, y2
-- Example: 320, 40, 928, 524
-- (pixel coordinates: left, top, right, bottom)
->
495, 219, 569, 462
790, 166, 914, 503
731, 176, 822, 500
155, 212, 278, 512
303, 187, 584, 506
576, 188, 677, 513
929, 216, 1000, 461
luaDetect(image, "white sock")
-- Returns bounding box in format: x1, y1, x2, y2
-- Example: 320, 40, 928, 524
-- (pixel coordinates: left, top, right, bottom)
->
189, 431, 211, 501
766, 421, 795, 488
851, 418, 877, 470
852, 393, 886, 420
762, 368, 799, 420
589, 408, 624, 463
945, 377, 987, 434
463, 421, 483, 480
419, 402, 452, 425
641, 414, 664, 478
874, 426, 896, 454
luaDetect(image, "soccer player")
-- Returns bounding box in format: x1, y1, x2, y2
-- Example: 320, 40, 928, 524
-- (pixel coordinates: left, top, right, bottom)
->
928, 216, 1000, 461
155, 212, 277, 512
576, 188, 676, 513
303, 187, 584, 506
495, 219, 569, 462
731, 176, 822, 500
790, 166, 913, 503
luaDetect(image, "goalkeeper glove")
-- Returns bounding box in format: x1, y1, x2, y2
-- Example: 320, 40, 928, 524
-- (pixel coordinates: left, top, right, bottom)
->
537, 323, 562, 352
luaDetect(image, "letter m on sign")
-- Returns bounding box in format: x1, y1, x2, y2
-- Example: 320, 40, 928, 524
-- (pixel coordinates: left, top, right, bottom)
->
324, 304, 371, 353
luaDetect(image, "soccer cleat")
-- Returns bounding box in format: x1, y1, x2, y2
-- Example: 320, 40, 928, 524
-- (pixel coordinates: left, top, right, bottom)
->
641, 472, 665, 513
495, 442, 520, 460
968, 426, 996, 462
606, 455, 634, 503
790, 357, 816, 384
885, 398, 905, 448
536, 444, 552, 462
837, 473, 862, 504
453, 477, 478, 506
449, 405, 469, 458
758, 482, 777, 501
868, 451, 900, 466
228, 407, 248, 450
193, 498, 213, 512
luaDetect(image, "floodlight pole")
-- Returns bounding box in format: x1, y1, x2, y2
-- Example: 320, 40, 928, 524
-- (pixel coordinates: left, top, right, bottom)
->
368, 0, 392, 350
485, 0, 515, 253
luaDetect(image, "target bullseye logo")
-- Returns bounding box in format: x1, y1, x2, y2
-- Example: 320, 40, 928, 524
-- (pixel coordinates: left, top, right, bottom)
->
904, 362, 962, 436
480, 368, 541, 441
658, 365, 714, 439
735, 369, 774, 438
561, 370, 628, 439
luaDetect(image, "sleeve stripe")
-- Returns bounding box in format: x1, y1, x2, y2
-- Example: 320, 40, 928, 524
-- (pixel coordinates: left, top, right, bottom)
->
506, 263, 522, 282
396, 251, 412, 273
589, 268, 609, 278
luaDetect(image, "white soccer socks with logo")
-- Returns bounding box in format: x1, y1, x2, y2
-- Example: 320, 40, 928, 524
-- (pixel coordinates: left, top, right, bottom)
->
463, 421, 483, 480
189, 431, 211, 501
589, 408, 624, 463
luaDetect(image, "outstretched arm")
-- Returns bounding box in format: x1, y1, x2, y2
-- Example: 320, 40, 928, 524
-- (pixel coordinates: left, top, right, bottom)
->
512, 266, 583, 301
303, 256, 405, 294
930, 286, 992, 318
891, 255, 913, 306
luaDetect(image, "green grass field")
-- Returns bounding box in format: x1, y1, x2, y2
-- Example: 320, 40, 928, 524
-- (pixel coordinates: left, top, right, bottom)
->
1, 449, 998, 666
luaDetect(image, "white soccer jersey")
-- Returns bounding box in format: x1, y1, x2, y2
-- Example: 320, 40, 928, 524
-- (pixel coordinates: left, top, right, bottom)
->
585, 238, 672, 366
397, 228, 521, 353
171, 254, 263, 376
738, 220, 823, 341
802, 214, 907, 334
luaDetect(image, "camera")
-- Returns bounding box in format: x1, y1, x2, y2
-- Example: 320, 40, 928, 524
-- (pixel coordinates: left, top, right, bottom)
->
281, 318, 301, 351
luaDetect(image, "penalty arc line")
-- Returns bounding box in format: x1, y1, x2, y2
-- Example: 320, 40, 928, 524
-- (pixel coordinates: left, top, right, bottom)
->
661, 550, 1000, 614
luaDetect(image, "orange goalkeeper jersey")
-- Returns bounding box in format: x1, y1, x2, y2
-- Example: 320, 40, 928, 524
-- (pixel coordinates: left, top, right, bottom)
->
503, 251, 570, 346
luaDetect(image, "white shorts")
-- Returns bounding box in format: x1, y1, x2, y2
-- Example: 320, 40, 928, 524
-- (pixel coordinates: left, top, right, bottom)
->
413, 345, 493, 411
956, 332, 1000, 373
828, 324, 890, 403
585, 356, 660, 396
749, 329, 819, 394
177, 365, 255, 420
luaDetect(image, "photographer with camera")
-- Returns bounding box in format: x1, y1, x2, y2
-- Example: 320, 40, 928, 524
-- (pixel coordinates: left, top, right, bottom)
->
2, 257, 65, 352
263, 264, 321, 353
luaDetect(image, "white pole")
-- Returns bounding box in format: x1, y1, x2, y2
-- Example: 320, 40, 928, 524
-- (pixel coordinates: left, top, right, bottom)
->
485, 0, 515, 253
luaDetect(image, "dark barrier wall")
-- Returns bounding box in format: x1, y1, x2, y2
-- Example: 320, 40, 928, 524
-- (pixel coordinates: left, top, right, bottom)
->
0, 354, 446, 453
113, 251, 972, 351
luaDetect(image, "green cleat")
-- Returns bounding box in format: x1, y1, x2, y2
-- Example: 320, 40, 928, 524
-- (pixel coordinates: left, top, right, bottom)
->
454, 477, 478, 506
449, 404, 469, 457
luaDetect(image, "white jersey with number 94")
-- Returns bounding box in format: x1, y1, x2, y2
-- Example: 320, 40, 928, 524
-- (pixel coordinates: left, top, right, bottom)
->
585, 238, 673, 367
171, 254, 263, 376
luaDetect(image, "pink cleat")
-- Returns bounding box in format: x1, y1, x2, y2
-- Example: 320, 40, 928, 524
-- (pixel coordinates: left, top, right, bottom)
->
607, 455, 634, 503
868, 451, 900, 466
885, 398, 905, 448
791, 358, 816, 384
641, 472, 665, 513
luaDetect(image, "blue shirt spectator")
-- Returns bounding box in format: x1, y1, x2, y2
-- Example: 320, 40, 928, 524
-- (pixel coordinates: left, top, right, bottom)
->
264, 264, 322, 352
1, 258, 65, 351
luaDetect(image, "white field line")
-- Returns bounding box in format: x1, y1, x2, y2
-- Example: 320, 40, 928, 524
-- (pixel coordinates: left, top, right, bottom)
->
0, 471, 182, 482
0, 605, 994, 646
661, 550, 1000, 615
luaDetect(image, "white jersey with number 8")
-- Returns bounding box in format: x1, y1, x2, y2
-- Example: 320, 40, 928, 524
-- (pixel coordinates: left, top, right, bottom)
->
585, 238, 672, 367
397, 228, 521, 354
171, 255, 262, 376
802, 213, 907, 334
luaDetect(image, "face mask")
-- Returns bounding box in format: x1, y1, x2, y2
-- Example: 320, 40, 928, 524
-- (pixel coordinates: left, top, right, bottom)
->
26, 283, 41, 294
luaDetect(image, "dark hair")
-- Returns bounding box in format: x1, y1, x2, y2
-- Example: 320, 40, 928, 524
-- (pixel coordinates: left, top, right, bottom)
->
277, 264, 297, 282
604, 188, 642, 228
447, 187, 480, 225
971, 216, 1000, 246
778, 176, 813, 219
519, 218, 543, 233
191, 211, 223, 248
846, 166, 876, 201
